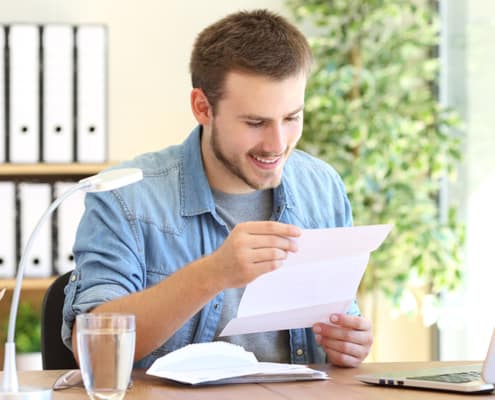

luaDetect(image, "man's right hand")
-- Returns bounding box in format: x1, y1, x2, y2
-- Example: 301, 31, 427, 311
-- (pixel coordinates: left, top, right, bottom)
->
210, 221, 301, 289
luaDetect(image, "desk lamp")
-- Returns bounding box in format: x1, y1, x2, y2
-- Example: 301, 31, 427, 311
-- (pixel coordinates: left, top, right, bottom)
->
1, 168, 143, 400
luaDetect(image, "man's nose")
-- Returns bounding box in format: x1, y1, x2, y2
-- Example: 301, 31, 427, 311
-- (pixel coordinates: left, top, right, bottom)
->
264, 123, 285, 154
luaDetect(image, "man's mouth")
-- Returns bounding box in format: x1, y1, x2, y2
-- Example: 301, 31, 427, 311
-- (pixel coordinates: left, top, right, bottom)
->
251, 154, 281, 164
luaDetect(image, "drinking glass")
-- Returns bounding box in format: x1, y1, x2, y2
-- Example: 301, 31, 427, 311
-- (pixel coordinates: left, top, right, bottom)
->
76, 313, 135, 400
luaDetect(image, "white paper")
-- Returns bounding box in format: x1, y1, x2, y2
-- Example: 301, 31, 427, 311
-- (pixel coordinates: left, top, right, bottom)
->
9, 25, 40, 163
43, 25, 74, 162
19, 183, 52, 277
76, 25, 107, 162
0, 182, 16, 278
146, 341, 327, 385
55, 181, 85, 274
220, 224, 392, 336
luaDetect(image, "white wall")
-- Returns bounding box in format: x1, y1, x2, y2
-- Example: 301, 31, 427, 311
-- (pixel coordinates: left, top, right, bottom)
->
0, 0, 286, 161
439, 0, 495, 360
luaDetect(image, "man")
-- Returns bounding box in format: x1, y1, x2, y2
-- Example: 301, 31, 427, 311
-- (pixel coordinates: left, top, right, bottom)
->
62, 9, 372, 369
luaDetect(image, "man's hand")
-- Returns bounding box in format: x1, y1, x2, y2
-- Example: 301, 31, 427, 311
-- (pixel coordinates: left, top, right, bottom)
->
210, 221, 301, 289
313, 313, 373, 367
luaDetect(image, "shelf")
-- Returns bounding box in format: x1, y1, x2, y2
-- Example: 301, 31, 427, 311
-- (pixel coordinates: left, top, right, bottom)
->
0, 277, 56, 291
0, 163, 115, 177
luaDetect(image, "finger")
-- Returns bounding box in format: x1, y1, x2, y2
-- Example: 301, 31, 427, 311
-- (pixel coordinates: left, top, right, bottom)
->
325, 348, 362, 368
250, 259, 285, 275
328, 314, 371, 331
313, 325, 373, 347
250, 248, 289, 264
318, 337, 370, 360
240, 221, 302, 237
249, 234, 298, 252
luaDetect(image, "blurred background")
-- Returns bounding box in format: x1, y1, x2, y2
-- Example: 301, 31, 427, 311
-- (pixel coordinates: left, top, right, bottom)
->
0, 0, 493, 367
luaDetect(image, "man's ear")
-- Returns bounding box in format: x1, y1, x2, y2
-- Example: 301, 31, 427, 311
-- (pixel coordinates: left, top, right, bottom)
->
190, 88, 212, 125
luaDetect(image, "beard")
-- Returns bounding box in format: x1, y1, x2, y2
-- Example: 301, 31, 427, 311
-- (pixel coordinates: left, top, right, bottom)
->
210, 121, 289, 191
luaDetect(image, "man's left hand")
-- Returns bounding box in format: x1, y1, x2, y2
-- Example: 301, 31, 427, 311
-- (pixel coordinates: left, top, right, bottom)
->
312, 313, 373, 367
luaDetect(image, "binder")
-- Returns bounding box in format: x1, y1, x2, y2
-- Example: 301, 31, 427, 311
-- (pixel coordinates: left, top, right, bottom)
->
54, 181, 85, 274
42, 25, 74, 163
0, 182, 16, 278
0, 26, 5, 163
76, 25, 107, 162
18, 182, 52, 277
8, 24, 40, 163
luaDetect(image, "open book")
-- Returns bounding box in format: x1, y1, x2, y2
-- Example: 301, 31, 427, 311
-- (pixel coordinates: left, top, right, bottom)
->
146, 341, 328, 385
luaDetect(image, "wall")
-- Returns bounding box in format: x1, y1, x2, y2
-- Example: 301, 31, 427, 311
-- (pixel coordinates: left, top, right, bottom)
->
439, 0, 495, 360
0, 0, 286, 161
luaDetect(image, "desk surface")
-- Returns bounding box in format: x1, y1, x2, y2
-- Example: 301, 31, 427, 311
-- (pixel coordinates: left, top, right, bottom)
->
10, 362, 495, 399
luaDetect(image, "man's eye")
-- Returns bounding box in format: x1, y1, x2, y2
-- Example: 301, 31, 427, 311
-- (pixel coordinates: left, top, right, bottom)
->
246, 120, 264, 128
286, 115, 300, 123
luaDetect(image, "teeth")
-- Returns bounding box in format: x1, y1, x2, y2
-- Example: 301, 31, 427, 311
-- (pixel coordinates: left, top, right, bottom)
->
252, 154, 279, 164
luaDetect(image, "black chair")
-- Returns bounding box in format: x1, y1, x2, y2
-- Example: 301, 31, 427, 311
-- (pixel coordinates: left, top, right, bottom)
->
41, 271, 78, 369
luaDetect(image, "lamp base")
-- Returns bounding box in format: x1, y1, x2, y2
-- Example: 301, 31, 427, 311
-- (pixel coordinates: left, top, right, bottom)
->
0, 386, 52, 400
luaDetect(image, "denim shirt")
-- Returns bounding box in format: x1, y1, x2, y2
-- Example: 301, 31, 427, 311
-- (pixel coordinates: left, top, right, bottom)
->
62, 126, 359, 369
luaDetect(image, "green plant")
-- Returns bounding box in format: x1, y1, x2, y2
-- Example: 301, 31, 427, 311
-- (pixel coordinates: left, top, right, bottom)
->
287, 0, 464, 313
2, 302, 41, 353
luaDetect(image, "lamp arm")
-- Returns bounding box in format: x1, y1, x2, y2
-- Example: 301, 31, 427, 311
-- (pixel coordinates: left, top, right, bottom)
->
2, 179, 91, 391
6, 180, 89, 342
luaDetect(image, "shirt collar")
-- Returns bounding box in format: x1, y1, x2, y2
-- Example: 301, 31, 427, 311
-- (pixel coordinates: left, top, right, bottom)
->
180, 126, 216, 217
275, 167, 296, 211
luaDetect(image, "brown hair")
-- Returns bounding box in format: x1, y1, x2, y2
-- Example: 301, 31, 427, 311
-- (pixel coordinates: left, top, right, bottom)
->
190, 9, 313, 112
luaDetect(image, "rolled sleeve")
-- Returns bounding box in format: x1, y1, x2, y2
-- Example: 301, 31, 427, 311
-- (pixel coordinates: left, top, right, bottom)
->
61, 270, 132, 350
61, 189, 145, 351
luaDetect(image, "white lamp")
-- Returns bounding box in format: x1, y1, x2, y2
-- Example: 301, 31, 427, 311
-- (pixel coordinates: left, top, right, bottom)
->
1, 168, 143, 400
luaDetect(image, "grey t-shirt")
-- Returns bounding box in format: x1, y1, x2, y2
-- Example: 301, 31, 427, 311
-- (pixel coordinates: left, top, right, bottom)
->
212, 188, 290, 363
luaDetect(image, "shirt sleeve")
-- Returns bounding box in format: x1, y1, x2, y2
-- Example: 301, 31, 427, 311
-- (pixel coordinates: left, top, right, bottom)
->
61, 189, 145, 350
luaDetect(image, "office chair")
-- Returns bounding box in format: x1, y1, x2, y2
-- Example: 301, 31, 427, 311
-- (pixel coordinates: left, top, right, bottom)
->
41, 270, 78, 370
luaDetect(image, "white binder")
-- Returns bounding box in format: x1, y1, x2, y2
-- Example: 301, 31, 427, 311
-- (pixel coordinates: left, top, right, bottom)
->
76, 25, 107, 162
0, 26, 5, 163
0, 182, 16, 278
18, 182, 52, 277
54, 181, 85, 274
42, 25, 74, 163
9, 25, 40, 163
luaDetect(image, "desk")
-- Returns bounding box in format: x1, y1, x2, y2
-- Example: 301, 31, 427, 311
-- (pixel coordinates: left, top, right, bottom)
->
7, 362, 495, 399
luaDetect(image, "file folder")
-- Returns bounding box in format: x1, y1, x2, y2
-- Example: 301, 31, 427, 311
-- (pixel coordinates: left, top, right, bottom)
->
0, 182, 16, 278
9, 24, 40, 163
54, 181, 85, 274
18, 182, 52, 277
42, 25, 74, 162
0, 26, 5, 163
76, 25, 107, 162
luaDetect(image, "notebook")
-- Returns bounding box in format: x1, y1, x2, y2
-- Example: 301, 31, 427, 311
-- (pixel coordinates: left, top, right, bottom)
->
356, 328, 495, 393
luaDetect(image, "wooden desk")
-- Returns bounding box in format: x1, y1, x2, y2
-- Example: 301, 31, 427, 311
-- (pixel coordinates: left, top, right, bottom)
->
8, 362, 495, 399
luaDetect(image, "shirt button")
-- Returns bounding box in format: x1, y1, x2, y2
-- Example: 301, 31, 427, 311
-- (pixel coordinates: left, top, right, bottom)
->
70, 274, 76, 282
296, 348, 304, 356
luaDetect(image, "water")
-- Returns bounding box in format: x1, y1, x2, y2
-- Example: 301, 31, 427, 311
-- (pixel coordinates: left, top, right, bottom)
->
78, 329, 135, 400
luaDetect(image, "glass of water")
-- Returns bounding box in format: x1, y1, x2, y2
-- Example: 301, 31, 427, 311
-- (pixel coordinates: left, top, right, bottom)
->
76, 313, 135, 400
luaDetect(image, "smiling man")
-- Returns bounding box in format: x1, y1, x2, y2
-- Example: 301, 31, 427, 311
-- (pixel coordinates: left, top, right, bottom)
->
62, 9, 373, 369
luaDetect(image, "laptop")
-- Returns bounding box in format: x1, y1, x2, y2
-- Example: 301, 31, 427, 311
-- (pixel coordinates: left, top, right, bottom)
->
356, 329, 495, 393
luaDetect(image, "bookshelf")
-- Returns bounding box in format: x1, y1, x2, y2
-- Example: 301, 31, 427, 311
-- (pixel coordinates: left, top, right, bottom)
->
0, 162, 113, 289
0, 162, 114, 365
0, 163, 114, 179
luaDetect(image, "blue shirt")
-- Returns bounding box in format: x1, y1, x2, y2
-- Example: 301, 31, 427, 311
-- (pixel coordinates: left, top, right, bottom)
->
62, 126, 359, 369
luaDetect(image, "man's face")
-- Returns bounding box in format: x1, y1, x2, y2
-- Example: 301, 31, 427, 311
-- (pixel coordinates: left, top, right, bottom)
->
201, 71, 306, 193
